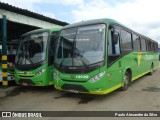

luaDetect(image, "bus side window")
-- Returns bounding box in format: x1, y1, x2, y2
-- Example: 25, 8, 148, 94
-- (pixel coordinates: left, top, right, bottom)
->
113, 32, 120, 54
108, 29, 113, 55
121, 29, 132, 52
108, 28, 121, 65
141, 38, 146, 51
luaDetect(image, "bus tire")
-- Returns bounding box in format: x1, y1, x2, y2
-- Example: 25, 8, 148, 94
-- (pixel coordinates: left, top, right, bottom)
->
149, 63, 154, 75
120, 71, 131, 91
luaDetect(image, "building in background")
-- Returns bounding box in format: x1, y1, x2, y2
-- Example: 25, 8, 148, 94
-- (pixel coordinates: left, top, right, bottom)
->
0, 2, 68, 83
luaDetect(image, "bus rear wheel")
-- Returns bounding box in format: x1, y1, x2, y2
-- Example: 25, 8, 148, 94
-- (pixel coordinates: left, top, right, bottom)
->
149, 64, 154, 75
120, 71, 130, 91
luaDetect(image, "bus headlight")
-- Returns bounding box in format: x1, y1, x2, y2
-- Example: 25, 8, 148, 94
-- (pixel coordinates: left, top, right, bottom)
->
53, 73, 60, 80
89, 71, 106, 83
35, 68, 46, 76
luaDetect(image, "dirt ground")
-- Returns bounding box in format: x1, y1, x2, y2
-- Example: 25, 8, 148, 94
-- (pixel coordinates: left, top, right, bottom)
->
0, 68, 160, 120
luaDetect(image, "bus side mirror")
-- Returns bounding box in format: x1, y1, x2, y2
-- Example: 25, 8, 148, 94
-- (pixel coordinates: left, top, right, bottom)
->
113, 33, 118, 44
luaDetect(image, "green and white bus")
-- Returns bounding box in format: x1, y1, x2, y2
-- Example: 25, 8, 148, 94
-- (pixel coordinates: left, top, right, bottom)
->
53, 18, 159, 94
15, 28, 60, 86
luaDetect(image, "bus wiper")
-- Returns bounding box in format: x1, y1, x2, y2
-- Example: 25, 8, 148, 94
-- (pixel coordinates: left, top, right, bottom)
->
17, 51, 25, 64
27, 56, 33, 64
74, 49, 89, 69
24, 49, 33, 65
59, 58, 65, 67
77, 55, 89, 69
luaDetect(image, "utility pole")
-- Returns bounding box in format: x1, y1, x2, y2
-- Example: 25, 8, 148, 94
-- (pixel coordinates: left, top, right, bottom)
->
2, 15, 8, 88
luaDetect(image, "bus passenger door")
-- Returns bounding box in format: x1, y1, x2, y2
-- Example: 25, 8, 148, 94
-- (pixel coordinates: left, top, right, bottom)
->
107, 26, 122, 88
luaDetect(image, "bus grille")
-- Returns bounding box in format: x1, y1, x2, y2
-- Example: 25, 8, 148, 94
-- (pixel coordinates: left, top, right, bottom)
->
19, 79, 35, 85
62, 84, 89, 92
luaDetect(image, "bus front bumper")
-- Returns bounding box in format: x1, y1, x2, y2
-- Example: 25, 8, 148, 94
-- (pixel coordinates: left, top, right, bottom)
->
54, 81, 122, 95
15, 74, 53, 86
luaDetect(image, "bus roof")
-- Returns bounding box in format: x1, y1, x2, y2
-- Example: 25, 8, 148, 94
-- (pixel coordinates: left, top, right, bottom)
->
48, 27, 62, 31
22, 27, 61, 37
63, 18, 157, 43
63, 18, 124, 29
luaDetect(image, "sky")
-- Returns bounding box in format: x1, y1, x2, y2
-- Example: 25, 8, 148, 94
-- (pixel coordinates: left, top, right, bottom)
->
0, 0, 160, 43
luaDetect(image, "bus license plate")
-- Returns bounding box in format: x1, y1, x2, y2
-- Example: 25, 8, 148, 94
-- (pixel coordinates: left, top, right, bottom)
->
22, 82, 28, 86
69, 89, 79, 93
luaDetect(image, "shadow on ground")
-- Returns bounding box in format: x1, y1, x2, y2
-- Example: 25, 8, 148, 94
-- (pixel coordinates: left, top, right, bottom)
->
142, 87, 160, 92
0, 85, 55, 101
54, 89, 122, 104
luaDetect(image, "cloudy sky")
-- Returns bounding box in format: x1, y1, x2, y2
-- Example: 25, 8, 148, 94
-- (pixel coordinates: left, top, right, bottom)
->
0, 0, 160, 43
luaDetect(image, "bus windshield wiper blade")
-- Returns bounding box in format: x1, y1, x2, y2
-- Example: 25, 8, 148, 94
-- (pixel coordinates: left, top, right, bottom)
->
78, 56, 89, 69
75, 50, 89, 69
59, 58, 65, 67
27, 56, 33, 64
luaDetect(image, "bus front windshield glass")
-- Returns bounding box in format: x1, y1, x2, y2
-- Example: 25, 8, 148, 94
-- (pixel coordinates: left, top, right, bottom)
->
15, 32, 48, 65
55, 24, 105, 66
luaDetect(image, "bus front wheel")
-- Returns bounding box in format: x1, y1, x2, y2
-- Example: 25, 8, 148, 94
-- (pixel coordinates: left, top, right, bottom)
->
120, 71, 131, 91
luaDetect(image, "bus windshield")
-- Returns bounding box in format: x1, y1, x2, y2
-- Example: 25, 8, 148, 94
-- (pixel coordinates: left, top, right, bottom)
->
15, 32, 48, 65
55, 24, 105, 67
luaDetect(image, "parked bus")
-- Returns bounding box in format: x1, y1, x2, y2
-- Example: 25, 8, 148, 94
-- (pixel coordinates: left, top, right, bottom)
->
7, 40, 19, 81
53, 18, 159, 94
0, 41, 19, 83
14, 28, 60, 86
